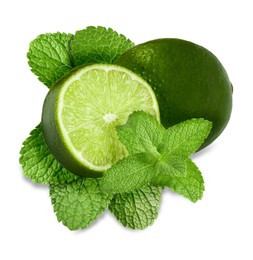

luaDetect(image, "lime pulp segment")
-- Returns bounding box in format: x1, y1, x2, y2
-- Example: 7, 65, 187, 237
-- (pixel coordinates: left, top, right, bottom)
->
52, 64, 159, 174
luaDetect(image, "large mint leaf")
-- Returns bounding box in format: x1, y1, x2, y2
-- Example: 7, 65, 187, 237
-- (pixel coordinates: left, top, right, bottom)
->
19, 124, 78, 184
70, 26, 134, 66
109, 185, 162, 229
27, 32, 73, 88
50, 178, 112, 230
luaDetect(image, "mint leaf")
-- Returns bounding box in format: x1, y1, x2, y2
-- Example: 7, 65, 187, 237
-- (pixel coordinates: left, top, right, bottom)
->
160, 118, 213, 158
19, 124, 78, 184
70, 26, 134, 66
100, 153, 156, 194
50, 178, 112, 230
27, 32, 73, 88
109, 185, 162, 229
152, 159, 204, 202
116, 111, 163, 156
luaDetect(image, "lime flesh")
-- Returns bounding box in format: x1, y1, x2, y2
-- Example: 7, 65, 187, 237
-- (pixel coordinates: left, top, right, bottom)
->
42, 64, 160, 177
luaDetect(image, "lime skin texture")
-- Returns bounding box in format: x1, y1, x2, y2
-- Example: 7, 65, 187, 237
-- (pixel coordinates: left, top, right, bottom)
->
116, 38, 233, 149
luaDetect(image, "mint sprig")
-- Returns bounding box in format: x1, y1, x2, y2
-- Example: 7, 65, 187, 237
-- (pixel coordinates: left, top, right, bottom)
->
100, 111, 212, 202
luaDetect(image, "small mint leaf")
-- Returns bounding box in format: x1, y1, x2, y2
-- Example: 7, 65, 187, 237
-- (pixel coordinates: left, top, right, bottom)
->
116, 111, 163, 156
160, 118, 212, 158
27, 32, 73, 88
109, 185, 162, 229
152, 159, 204, 202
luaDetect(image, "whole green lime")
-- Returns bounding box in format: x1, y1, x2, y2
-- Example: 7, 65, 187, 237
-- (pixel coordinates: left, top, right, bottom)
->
116, 38, 233, 149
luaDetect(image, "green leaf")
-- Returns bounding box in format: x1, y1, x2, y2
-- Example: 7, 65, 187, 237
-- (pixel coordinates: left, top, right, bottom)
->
27, 32, 73, 88
109, 185, 162, 230
50, 178, 112, 230
100, 153, 156, 194
19, 124, 78, 184
152, 159, 204, 202
160, 118, 212, 159
70, 26, 134, 66
116, 111, 163, 156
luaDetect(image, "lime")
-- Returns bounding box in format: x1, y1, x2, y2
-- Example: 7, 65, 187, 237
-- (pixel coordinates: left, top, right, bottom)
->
116, 38, 233, 149
42, 64, 160, 177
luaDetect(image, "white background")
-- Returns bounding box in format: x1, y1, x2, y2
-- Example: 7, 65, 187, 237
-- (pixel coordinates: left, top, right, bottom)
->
1, 0, 252, 259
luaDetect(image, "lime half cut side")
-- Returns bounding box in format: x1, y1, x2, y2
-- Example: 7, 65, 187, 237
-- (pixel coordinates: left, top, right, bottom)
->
42, 64, 160, 177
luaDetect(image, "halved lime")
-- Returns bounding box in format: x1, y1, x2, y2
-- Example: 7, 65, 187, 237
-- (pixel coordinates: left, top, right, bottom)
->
42, 64, 160, 177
